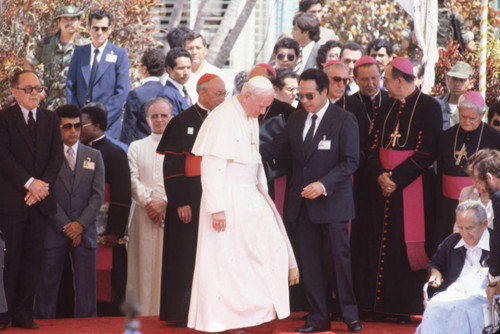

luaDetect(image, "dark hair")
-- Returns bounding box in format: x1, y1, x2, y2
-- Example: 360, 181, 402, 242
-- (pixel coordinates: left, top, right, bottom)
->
167, 26, 193, 49
293, 13, 320, 42
82, 102, 107, 131
10, 70, 38, 88
390, 65, 415, 83
273, 37, 300, 57
274, 68, 298, 90
183, 31, 206, 47
145, 97, 172, 117
165, 47, 192, 69
340, 42, 365, 59
233, 70, 248, 95
88, 9, 112, 26
141, 48, 165, 77
55, 104, 81, 119
466, 149, 500, 180
316, 40, 343, 69
488, 101, 500, 123
366, 38, 393, 57
300, 68, 329, 94
299, 0, 323, 12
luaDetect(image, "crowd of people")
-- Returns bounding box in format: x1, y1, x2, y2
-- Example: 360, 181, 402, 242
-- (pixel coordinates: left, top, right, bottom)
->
1, 1, 500, 333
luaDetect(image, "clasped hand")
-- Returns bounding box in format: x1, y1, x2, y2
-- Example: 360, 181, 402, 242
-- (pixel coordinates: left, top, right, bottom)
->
25, 179, 49, 206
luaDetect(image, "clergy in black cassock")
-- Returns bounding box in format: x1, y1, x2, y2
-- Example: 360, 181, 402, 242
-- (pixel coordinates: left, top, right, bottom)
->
435, 91, 500, 253
156, 74, 226, 325
359, 58, 442, 320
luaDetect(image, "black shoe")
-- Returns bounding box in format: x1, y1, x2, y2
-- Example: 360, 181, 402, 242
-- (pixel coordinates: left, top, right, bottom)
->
0, 323, 7, 331
346, 320, 362, 332
331, 312, 342, 321
295, 324, 330, 333
12, 320, 39, 329
396, 315, 411, 324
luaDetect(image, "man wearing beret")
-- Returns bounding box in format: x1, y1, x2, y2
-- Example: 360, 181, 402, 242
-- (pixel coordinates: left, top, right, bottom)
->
157, 74, 226, 326
359, 57, 442, 323
24, 5, 89, 110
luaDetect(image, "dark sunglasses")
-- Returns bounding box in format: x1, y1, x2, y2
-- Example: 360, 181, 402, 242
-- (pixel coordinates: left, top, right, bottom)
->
332, 76, 351, 85
298, 92, 317, 101
91, 26, 109, 32
60, 123, 82, 130
13, 86, 45, 94
277, 54, 296, 61
493, 120, 500, 126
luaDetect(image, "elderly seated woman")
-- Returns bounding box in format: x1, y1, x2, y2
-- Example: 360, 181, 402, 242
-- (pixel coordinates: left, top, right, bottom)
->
417, 200, 491, 334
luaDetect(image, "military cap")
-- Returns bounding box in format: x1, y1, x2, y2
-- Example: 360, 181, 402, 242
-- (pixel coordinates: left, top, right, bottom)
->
54, 6, 83, 20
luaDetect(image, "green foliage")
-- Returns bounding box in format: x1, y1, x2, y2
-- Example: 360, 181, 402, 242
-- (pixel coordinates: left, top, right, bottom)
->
0, 0, 160, 104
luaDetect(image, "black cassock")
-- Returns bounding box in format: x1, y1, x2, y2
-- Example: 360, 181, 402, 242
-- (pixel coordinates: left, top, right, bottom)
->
358, 89, 442, 316
156, 104, 206, 322
435, 123, 500, 251
352, 89, 389, 125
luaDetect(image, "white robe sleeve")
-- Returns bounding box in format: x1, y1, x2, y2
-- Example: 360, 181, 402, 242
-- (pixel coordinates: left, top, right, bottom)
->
200, 155, 227, 215
128, 142, 153, 206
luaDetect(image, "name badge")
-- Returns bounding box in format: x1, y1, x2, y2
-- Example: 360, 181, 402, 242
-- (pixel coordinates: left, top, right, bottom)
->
318, 136, 331, 150
83, 158, 95, 170
187, 127, 194, 135
105, 54, 117, 63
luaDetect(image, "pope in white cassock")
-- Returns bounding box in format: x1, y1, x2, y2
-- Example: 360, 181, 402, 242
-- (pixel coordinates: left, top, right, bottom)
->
125, 98, 172, 316
188, 76, 299, 333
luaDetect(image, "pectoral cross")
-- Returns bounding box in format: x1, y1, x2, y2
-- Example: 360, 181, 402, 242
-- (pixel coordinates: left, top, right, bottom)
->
250, 132, 256, 152
455, 144, 467, 166
390, 122, 401, 147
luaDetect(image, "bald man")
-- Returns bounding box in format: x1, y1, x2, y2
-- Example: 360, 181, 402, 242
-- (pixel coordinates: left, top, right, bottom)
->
157, 74, 226, 325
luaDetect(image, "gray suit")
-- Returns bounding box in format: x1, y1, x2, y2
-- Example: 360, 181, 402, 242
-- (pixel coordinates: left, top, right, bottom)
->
35, 143, 104, 319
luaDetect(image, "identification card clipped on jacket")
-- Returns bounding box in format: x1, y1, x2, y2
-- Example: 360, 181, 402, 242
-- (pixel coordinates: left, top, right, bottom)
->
105, 51, 117, 63
318, 136, 331, 150
83, 157, 95, 170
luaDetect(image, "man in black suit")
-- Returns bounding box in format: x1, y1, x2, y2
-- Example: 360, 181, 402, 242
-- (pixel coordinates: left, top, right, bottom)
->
0, 70, 64, 329
261, 69, 362, 332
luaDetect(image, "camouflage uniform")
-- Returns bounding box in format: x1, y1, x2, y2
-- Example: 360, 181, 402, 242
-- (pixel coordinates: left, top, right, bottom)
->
26, 32, 90, 110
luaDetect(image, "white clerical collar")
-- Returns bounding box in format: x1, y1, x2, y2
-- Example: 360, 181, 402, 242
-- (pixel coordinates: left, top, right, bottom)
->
370, 90, 380, 100
330, 97, 341, 104
19, 105, 37, 123
167, 77, 185, 95
140, 76, 160, 86
455, 228, 490, 252
90, 134, 106, 146
197, 102, 210, 113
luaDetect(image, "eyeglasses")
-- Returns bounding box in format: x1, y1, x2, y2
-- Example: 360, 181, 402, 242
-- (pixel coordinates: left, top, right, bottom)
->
13, 86, 45, 94
149, 114, 173, 120
492, 120, 500, 126
286, 87, 298, 93
91, 26, 109, 32
215, 91, 228, 98
82, 123, 94, 128
298, 92, 317, 101
332, 76, 351, 85
60, 123, 82, 130
277, 54, 296, 61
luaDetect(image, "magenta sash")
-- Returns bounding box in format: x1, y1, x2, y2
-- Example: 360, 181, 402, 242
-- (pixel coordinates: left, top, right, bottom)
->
442, 174, 472, 200
379, 148, 429, 271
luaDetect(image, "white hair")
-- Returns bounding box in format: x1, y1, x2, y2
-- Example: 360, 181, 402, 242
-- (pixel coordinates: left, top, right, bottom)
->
241, 76, 274, 96
456, 200, 487, 225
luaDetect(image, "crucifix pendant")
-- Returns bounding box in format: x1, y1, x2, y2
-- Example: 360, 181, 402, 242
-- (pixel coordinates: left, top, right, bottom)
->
250, 133, 256, 152
390, 122, 401, 147
455, 143, 467, 165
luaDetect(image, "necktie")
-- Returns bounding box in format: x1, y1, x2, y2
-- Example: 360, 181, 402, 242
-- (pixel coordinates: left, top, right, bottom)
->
67, 147, 76, 171
304, 114, 318, 151
27, 110, 36, 143
182, 86, 192, 106
88, 49, 100, 101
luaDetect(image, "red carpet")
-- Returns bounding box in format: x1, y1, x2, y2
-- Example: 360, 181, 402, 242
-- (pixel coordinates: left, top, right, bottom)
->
22, 312, 420, 333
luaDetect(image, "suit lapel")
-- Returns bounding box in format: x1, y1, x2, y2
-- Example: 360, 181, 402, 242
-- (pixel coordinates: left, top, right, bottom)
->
296, 111, 308, 160
11, 105, 35, 153
94, 43, 114, 85
82, 45, 91, 87
72, 144, 85, 191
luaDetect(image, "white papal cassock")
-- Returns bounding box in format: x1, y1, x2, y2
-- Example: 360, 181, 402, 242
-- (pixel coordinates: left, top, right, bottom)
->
125, 133, 165, 316
188, 96, 297, 332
